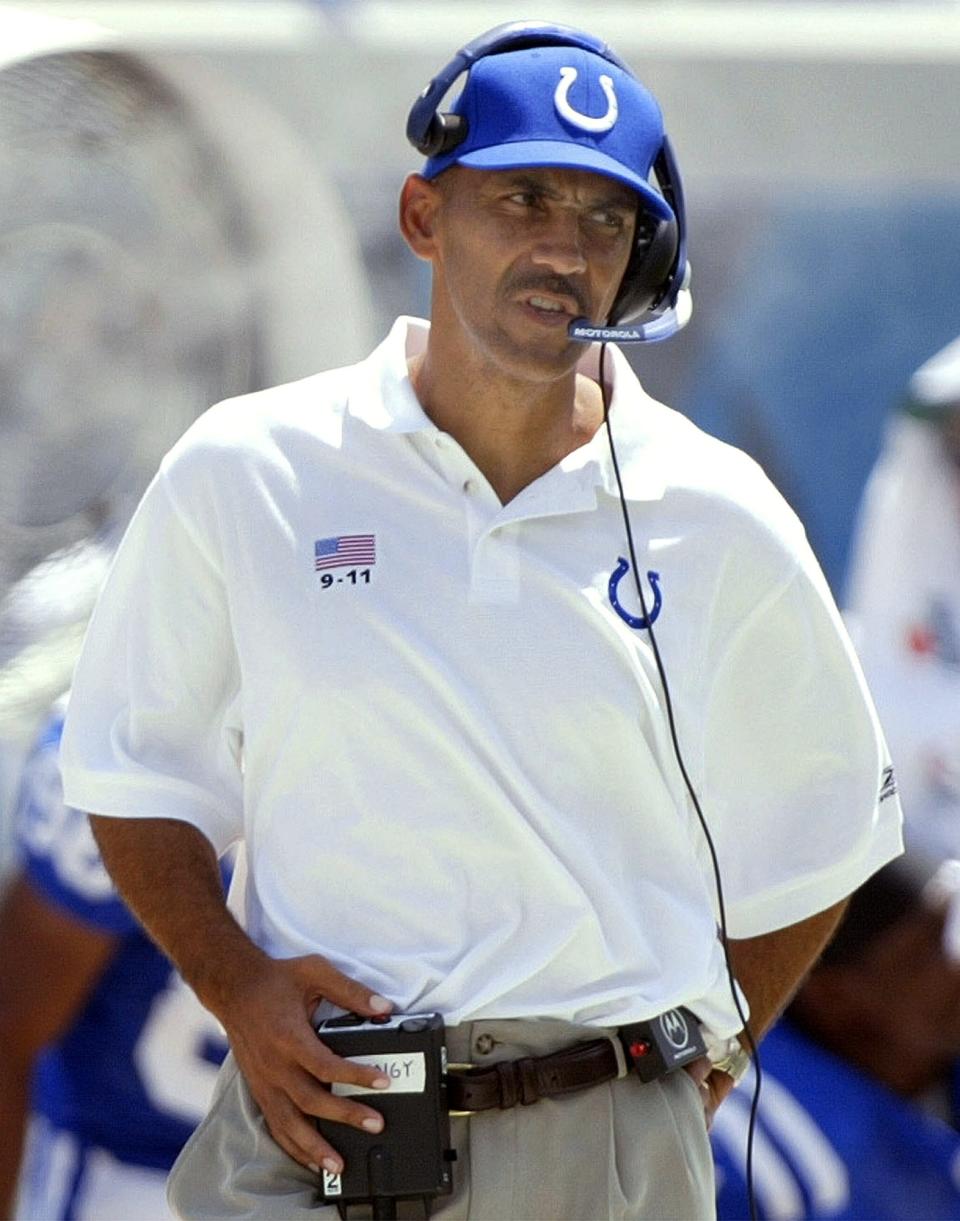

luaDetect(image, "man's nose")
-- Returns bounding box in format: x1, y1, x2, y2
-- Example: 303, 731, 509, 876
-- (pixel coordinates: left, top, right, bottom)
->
529, 213, 588, 276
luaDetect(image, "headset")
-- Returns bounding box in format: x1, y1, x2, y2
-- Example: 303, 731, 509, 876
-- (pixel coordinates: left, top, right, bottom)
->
406, 21, 691, 344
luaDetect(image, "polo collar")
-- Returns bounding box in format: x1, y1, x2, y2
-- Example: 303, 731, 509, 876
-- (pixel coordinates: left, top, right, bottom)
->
347, 316, 665, 502
346, 317, 436, 434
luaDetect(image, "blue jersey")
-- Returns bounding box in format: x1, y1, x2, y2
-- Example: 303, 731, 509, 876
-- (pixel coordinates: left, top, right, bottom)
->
14, 709, 228, 1171
712, 1020, 960, 1220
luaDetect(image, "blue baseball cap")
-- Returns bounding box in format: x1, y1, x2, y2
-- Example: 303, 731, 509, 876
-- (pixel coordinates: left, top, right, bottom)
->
422, 45, 673, 224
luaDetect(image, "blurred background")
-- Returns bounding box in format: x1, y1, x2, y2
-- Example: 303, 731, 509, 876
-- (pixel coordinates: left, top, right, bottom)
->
2, 0, 960, 873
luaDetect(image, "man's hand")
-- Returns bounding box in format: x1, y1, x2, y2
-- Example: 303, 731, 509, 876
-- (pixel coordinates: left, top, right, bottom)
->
681, 899, 851, 1129
215, 952, 395, 1175
87, 818, 398, 1176
683, 1055, 738, 1128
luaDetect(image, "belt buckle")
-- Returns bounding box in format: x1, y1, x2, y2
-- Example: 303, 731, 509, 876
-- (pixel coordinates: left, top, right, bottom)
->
445, 1061, 475, 1118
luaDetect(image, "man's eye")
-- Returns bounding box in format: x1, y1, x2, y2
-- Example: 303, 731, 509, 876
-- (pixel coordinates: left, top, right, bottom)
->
589, 210, 626, 230
508, 192, 540, 208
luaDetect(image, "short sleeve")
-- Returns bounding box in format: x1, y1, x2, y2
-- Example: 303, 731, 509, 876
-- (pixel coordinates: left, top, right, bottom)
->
16, 713, 137, 934
703, 556, 904, 937
60, 467, 243, 855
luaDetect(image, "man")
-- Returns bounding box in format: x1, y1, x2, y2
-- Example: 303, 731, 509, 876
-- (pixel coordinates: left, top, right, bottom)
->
712, 851, 960, 1219
60, 23, 903, 1220
845, 334, 960, 862
0, 698, 227, 1220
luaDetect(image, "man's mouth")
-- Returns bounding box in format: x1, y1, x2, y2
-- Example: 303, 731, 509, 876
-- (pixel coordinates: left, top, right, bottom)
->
521, 292, 580, 319
528, 294, 567, 313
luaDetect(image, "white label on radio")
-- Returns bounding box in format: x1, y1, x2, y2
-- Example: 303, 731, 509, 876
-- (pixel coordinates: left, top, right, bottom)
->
322, 1169, 342, 1196
331, 1051, 427, 1096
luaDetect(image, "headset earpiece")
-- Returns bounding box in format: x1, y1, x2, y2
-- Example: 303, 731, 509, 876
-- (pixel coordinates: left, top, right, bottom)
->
605, 139, 690, 336
412, 112, 468, 159
610, 214, 679, 324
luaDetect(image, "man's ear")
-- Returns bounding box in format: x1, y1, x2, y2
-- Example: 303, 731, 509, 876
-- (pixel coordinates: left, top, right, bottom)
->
399, 173, 444, 262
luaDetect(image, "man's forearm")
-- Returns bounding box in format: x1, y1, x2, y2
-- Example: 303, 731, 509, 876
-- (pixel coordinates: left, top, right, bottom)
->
90, 816, 399, 1176
686, 898, 849, 1123
727, 898, 849, 1044
88, 815, 265, 1018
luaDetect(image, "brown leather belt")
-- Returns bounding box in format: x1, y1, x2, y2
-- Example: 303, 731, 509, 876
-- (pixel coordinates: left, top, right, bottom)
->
445, 1038, 620, 1112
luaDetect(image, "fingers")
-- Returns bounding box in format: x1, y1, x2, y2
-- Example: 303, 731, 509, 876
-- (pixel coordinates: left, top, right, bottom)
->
294, 954, 393, 1019
217, 953, 399, 1175
700, 1069, 738, 1130
683, 1058, 728, 1129
316, 1043, 392, 1093
682, 1055, 712, 1089
272, 1018, 392, 1096
256, 1063, 388, 1175
236, 1023, 391, 1118
259, 1087, 360, 1176
293, 1063, 388, 1138
707, 1066, 737, 1107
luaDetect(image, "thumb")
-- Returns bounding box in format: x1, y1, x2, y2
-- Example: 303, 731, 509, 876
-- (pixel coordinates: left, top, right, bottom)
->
292, 953, 393, 1018
683, 1055, 712, 1089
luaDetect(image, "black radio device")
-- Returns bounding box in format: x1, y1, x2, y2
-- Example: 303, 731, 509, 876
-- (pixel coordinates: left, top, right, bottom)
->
314, 1011, 454, 1218
618, 1006, 706, 1083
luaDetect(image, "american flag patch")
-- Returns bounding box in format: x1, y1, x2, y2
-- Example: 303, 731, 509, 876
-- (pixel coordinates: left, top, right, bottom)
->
314, 534, 376, 571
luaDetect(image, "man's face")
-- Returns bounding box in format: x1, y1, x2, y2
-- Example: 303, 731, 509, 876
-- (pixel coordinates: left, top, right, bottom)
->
420, 165, 637, 382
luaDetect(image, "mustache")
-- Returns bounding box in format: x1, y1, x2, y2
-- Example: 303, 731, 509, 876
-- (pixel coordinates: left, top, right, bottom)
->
504, 273, 589, 317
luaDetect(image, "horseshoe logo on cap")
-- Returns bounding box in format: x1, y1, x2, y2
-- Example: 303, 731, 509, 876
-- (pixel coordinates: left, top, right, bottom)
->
554, 67, 619, 133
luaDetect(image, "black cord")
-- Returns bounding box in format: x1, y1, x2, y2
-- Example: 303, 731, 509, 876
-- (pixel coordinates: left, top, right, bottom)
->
598, 343, 762, 1221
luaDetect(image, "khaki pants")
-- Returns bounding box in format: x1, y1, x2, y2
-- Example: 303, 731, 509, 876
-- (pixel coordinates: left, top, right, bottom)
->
168, 1019, 715, 1221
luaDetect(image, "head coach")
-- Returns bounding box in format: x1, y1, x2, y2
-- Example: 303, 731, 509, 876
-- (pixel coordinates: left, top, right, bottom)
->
60, 21, 903, 1220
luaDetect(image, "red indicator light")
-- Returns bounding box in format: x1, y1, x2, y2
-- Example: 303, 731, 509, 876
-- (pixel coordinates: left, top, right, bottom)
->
630, 1041, 651, 1059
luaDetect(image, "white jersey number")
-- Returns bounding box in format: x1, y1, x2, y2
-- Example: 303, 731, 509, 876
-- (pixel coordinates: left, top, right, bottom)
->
134, 973, 225, 1124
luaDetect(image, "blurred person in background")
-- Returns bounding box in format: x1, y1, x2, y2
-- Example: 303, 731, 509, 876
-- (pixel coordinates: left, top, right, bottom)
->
845, 335, 960, 861
0, 694, 228, 1221
711, 850, 960, 1220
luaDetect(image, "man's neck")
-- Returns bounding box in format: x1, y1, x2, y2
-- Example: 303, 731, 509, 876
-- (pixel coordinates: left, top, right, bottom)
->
408, 341, 605, 506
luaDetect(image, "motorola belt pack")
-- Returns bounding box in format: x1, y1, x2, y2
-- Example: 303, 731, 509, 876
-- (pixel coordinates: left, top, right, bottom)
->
314, 1012, 454, 1219
618, 1006, 706, 1082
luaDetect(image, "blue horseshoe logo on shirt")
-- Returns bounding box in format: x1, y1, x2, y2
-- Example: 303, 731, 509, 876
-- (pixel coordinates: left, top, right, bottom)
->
608, 557, 662, 630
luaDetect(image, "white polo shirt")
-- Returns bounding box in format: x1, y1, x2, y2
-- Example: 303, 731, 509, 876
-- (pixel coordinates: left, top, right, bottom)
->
61, 317, 902, 1038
